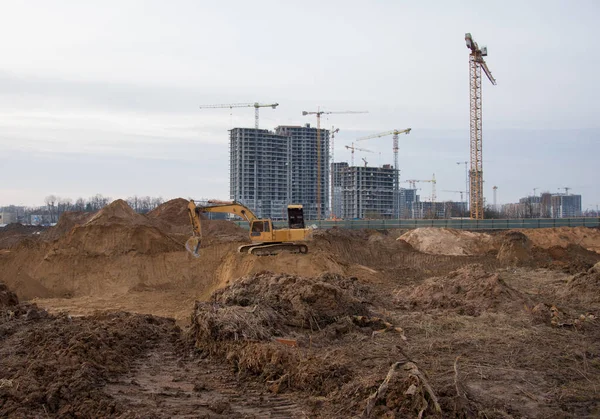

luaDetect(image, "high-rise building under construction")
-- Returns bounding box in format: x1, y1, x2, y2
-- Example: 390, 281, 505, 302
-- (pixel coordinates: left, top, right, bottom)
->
229, 124, 330, 220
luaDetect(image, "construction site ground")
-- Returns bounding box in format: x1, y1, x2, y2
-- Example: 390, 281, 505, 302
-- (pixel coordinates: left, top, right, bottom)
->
1, 198, 600, 418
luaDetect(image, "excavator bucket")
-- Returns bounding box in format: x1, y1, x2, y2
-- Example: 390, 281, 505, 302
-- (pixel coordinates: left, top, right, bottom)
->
185, 236, 201, 258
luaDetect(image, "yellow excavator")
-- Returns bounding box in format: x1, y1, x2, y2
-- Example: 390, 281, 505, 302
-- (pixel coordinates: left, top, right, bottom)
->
186, 199, 313, 257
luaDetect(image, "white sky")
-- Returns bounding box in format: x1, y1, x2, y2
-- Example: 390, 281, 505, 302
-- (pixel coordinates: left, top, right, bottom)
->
1, 1, 599, 209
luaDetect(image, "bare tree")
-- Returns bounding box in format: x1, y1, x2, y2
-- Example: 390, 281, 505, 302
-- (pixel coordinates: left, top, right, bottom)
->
44, 195, 58, 223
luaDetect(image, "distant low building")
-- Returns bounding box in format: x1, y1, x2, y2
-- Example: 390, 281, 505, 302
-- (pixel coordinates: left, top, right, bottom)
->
507, 192, 582, 218
0, 212, 16, 224
30, 214, 52, 226
550, 194, 582, 218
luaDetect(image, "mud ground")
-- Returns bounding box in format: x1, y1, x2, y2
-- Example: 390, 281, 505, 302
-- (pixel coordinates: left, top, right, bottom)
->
1, 199, 599, 417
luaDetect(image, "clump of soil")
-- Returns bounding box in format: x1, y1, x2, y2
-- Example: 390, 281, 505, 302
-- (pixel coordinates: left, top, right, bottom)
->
0, 281, 179, 418
398, 264, 529, 315
496, 231, 533, 265
399, 228, 498, 256
0, 282, 19, 307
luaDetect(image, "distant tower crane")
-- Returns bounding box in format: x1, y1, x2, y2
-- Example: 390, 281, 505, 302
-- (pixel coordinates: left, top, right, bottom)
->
403, 174, 437, 203
302, 109, 368, 220
345, 143, 375, 166
443, 190, 466, 203
362, 157, 368, 167
357, 128, 412, 219
198, 102, 279, 129
465, 33, 496, 219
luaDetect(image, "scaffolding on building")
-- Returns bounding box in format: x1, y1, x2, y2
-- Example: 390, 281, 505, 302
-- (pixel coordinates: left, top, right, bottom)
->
339, 165, 395, 219
229, 128, 289, 220
229, 125, 330, 221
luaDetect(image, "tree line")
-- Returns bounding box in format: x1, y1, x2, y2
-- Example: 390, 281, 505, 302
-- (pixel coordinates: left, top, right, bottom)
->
1, 194, 165, 224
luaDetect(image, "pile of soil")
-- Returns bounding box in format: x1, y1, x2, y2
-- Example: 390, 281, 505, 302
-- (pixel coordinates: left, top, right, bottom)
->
496, 231, 533, 265
399, 228, 498, 256
0, 281, 179, 417
0, 282, 19, 307
147, 198, 191, 235
148, 198, 246, 241
564, 262, 600, 305
523, 226, 600, 254
189, 271, 441, 417
399, 264, 529, 315
0, 224, 45, 250
41, 211, 94, 242
540, 244, 600, 274
45, 199, 182, 257
192, 271, 370, 342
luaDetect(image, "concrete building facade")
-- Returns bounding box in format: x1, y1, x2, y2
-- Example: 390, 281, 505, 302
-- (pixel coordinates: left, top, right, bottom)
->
330, 162, 348, 219
550, 194, 582, 218
340, 165, 395, 219
508, 192, 583, 218
229, 124, 330, 221
275, 125, 329, 220
229, 128, 289, 220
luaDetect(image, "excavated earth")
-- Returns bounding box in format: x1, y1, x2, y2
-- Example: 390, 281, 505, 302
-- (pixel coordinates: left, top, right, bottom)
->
1, 200, 600, 418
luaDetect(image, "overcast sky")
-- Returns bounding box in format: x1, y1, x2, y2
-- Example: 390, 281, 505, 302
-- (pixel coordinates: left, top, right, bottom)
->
1, 1, 598, 209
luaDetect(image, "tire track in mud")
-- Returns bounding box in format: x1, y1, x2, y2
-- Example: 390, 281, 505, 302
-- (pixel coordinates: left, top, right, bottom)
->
106, 341, 309, 418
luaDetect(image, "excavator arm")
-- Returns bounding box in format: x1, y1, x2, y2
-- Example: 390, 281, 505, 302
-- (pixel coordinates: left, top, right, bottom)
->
186, 200, 259, 257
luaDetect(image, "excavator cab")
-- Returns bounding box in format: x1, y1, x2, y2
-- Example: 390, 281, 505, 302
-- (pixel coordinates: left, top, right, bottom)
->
250, 220, 272, 238
287, 205, 305, 229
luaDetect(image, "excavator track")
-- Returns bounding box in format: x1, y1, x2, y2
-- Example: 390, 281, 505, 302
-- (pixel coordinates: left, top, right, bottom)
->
238, 242, 308, 256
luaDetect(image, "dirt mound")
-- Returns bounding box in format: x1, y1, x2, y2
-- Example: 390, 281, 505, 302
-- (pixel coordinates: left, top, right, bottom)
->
399, 228, 498, 256
148, 198, 246, 240
192, 271, 370, 342
540, 243, 600, 274
0, 223, 45, 250
189, 272, 414, 410
399, 264, 528, 315
46, 200, 181, 258
0, 282, 19, 307
0, 304, 178, 418
42, 211, 94, 241
85, 199, 148, 226
523, 226, 600, 254
147, 198, 190, 235
564, 263, 600, 304
496, 231, 533, 265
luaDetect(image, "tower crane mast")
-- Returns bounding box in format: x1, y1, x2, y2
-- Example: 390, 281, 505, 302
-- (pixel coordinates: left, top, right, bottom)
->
302, 109, 368, 220
199, 102, 279, 129
465, 33, 496, 219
